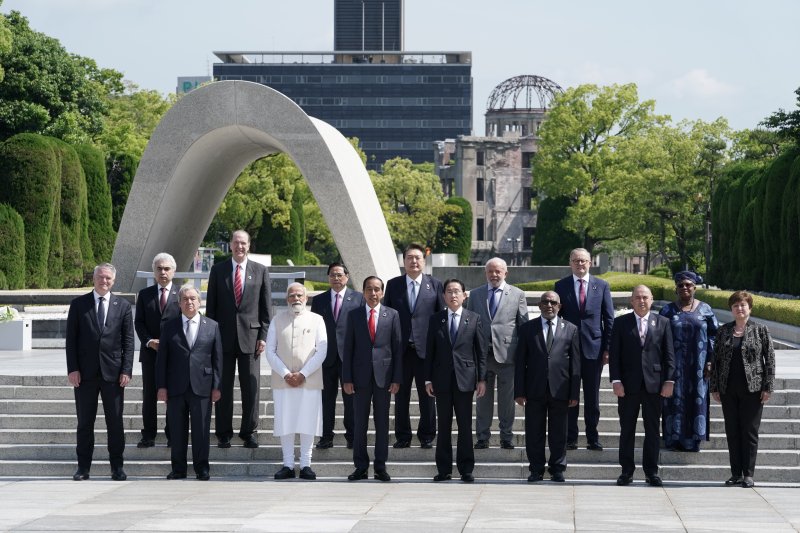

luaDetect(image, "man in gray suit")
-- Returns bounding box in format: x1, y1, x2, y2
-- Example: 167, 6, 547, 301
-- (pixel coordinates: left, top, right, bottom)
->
156, 285, 222, 480
467, 257, 529, 450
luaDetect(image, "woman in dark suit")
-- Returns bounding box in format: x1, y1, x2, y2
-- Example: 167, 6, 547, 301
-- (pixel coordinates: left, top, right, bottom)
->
710, 291, 775, 488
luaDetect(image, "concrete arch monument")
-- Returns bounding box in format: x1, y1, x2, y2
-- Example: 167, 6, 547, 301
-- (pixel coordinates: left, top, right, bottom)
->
112, 80, 399, 291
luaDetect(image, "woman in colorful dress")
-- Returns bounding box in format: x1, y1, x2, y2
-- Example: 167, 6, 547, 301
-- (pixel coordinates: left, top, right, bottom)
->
660, 271, 719, 452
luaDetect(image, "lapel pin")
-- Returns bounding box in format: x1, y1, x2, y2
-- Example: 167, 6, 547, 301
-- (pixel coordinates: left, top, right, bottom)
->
592, 285, 597, 290
650, 319, 656, 327
464, 319, 469, 325
382, 312, 387, 317
425, 283, 430, 290
346, 296, 352, 301
112, 300, 118, 306
441, 318, 446, 323
248, 275, 252, 280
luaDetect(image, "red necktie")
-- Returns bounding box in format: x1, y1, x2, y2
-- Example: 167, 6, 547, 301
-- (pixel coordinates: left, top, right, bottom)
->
159, 287, 167, 313
234, 264, 243, 307
368, 308, 376, 343
579, 279, 586, 313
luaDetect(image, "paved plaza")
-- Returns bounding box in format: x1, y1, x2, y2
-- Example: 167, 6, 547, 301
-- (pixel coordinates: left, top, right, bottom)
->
1, 349, 799, 532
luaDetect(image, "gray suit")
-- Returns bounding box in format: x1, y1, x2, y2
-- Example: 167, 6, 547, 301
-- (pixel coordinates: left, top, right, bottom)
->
467, 283, 528, 442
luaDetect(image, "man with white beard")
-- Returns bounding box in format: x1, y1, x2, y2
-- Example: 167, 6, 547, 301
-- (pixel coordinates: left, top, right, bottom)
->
264, 283, 327, 480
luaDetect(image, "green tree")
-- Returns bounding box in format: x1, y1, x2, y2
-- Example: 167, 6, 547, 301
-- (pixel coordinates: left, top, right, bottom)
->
0, 1, 11, 84
0, 10, 123, 143
761, 87, 800, 145
107, 152, 138, 232
96, 81, 175, 159
533, 83, 665, 253
371, 157, 449, 249
74, 144, 115, 262
530, 196, 581, 265
52, 139, 89, 287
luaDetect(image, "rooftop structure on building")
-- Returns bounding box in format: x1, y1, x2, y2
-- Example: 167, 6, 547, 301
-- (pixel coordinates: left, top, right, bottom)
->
335, 0, 404, 52
435, 75, 562, 265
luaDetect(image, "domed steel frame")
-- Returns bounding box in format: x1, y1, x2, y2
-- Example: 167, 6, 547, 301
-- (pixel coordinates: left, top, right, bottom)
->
486, 75, 563, 111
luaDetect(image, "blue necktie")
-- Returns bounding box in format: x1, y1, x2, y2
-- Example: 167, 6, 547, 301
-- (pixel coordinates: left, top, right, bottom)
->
97, 297, 106, 331
488, 288, 498, 319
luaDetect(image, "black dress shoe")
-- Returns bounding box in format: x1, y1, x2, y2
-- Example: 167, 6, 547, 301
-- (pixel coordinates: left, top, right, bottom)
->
196, 469, 210, 481
166, 440, 172, 448
299, 466, 317, 480
348, 468, 368, 481
217, 439, 231, 449
500, 440, 515, 450
433, 473, 452, 482
242, 436, 259, 449
111, 467, 127, 481
420, 439, 433, 449
374, 470, 391, 482
616, 474, 633, 486
393, 439, 411, 449
72, 468, 89, 481
137, 438, 155, 448
741, 477, 754, 488
527, 473, 544, 482
461, 473, 475, 483
586, 442, 603, 451
566, 442, 578, 450
474, 440, 489, 449
646, 475, 663, 487
166, 471, 187, 480
274, 466, 296, 480
725, 475, 744, 486
551, 472, 565, 482
316, 438, 333, 449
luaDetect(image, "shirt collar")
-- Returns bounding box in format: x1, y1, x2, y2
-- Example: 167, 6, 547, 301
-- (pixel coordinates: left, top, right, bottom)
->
158, 282, 172, 292
634, 311, 650, 321
448, 306, 462, 316
406, 273, 423, 285
543, 315, 558, 327
488, 282, 506, 292
572, 273, 590, 283
331, 287, 347, 298
93, 290, 110, 301
233, 257, 248, 270
366, 303, 381, 314
182, 314, 198, 325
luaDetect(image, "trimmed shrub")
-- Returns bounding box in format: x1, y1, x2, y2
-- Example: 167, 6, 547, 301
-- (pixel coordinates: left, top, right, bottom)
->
0, 204, 25, 289
47, 181, 64, 288
434, 196, 472, 265
0, 133, 60, 288
531, 196, 581, 265
52, 139, 87, 287
75, 144, 114, 262
107, 151, 138, 232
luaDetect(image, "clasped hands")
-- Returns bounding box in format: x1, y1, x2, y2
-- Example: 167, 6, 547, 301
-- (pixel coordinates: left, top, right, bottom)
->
612, 382, 673, 398
67, 371, 129, 388
157, 387, 221, 403
426, 381, 486, 398
342, 382, 399, 395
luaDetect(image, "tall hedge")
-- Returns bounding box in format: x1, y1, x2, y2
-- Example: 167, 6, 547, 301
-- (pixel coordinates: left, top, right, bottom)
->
0, 204, 25, 289
107, 151, 139, 232
783, 156, 800, 294
434, 196, 472, 264
254, 193, 304, 264
0, 133, 60, 288
531, 196, 581, 265
52, 139, 87, 287
75, 144, 114, 262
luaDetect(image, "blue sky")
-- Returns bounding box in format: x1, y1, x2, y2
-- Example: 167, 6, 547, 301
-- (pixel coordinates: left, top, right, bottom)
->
3, 0, 798, 135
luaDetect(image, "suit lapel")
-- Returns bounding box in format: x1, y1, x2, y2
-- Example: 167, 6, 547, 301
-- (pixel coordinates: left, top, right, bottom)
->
224, 260, 235, 306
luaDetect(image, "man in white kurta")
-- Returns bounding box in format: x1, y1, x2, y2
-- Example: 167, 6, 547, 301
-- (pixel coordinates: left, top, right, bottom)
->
265, 283, 327, 480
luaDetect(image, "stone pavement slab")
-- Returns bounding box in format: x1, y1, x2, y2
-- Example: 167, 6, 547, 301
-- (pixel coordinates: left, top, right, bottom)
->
0, 479, 798, 532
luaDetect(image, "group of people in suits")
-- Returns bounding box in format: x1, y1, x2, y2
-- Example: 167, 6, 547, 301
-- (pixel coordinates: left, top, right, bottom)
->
65, 240, 771, 487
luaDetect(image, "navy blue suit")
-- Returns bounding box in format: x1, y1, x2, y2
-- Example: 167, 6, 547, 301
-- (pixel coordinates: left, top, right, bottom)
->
156, 315, 222, 475
555, 274, 614, 446
383, 273, 444, 443
311, 288, 365, 444
342, 305, 403, 471
66, 291, 134, 472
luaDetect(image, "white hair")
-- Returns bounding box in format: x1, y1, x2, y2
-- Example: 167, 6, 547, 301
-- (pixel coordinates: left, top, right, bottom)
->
151, 252, 176, 271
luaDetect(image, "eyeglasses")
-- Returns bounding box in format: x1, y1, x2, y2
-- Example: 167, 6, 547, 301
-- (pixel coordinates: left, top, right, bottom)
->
445, 289, 463, 295
570, 259, 590, 265
405, 255, 424, 262
539, 300, 559, 306
328, 273, 346, 279
676, 283, 694, 288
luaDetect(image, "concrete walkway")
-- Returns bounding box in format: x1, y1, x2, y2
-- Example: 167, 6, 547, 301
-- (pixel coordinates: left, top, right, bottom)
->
1, 348, 799, 532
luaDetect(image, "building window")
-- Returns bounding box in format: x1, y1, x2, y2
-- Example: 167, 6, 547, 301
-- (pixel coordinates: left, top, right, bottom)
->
522, 187, 532, 209
522, 152, 532, 168
476, 150, 484, 166
523, 227, 534, 250
476, 177, 484, 202
476, 218, 485, 241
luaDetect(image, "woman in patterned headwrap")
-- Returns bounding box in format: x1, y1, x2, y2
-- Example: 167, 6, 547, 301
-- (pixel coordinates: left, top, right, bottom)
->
659, 271, 719, 451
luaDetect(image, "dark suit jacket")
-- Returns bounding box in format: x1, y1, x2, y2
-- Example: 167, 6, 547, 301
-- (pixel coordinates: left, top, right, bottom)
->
205, 258, 271, 354
383, 273, 444, 359
66, 291, 135, 382
310, 288, 365, 367
156, 315, 222, 397
514, 317, 581, 401
466, 283, 528, 364
424, 308, 487, 393
134, 284, 181, 363
609, 312, 675, 394
342, 305, 403, 389
711, 321, 775, 394
555, 274, 614, 359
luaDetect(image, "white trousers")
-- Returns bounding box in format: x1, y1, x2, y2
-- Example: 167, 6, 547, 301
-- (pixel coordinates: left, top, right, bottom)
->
280, 433, 315, 468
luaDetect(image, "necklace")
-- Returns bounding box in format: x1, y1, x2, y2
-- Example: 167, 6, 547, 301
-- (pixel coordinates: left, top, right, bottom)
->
733, 324, 746, 336
679, 298, 695, 312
